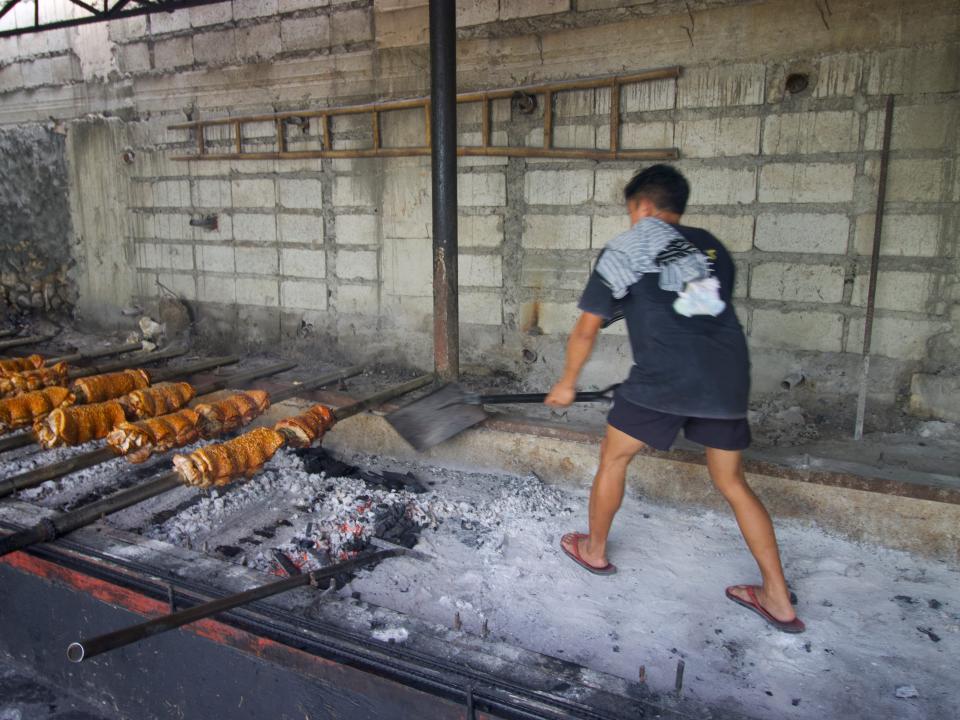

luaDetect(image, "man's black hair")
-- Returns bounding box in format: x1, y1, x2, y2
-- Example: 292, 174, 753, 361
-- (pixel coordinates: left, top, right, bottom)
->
623, 164, 690, 215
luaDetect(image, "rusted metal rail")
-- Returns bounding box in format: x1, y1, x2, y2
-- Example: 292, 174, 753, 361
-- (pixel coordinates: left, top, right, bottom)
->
168, 67, 682, 163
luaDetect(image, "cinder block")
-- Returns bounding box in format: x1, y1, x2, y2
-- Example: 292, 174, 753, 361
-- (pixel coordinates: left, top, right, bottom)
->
866, 103, 953, 151
851, 270, 936, 313
337, 284, 378, 314
458, 173, 506, 207
854, 214, 940, 257
522, 215, 591, 250
336, 214, 378, 245
677, 63, 765, 108
460, 292, 503, 325
20, 55, 79, 88
381, 107, 426, 147
676, 117, 760, 158
593, 169, 632, 205
750, 262, 845, 304
457, 0, 498, 27
189, 3, 233, 27
197, 245, 235, 273
280, 247, 326, 278
374, 5, 429, 48
618, 78, 676, 112
532, 124, 596, 150
233, 213, 277, 243
458, 254, 502, 287
237, 277, 280, 306
153, 36, 194, 71
234, 0, 278, 21
459, 215, 502, 248
537, 302, 580, 335
118, 43, 151, 74
499, 0, 569, 20
762, 111, 859, 155
759, 163, 856, 204
750, 309, 843, 353
109, 14, 148, 43
281, 279, 326, 309
0, 63, 23, 94
198, 275, 236, 304
333, 175, 377, 207
231, 178, 276, 207
331, 8, 372, 44
150, 9, 191, 33
847, 316, 950, 361
686, 167, 756, 206
886, 159, 946, 203
754, 213, 848, 254
192, 29, 236, 66
237, 21, 282, 60
910, 373, 960, 422
192, 180, 231, 208
525, 170, 593, 205
281, 14, 330, 52
681, 214, 754, 253
867, 44, 960, 95
335, 250, 377, 280
278, 214, 323, 244
236, 247, 279, 276
279, 0, 328, 12
521, 252, 589, 291
382, 237, 432, 296
590, 214, 629, 249
612, 121, 674, 152
152, 180, 190, 208
814, 53, 864, 98
277, 178, 323, 210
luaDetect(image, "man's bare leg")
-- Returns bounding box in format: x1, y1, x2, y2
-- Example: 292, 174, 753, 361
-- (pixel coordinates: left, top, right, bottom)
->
706, 447, 796, 621
562, 425, 645, 568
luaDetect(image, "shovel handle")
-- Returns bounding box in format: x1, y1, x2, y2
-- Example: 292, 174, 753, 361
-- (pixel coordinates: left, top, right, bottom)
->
477, 384, 619, 405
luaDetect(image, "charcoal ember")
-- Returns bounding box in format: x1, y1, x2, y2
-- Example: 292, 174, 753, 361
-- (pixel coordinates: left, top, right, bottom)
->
297, 447, 358, 477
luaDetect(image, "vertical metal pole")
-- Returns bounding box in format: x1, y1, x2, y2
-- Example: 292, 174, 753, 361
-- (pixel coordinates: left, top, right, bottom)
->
854, 94, 894, 441
429, 0, 459, 381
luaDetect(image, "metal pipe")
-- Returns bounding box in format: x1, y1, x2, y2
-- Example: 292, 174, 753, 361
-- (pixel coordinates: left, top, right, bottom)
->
67, 346, 188, 380
854, 95, 894, 441
67, 550, 400, 662
781, 372, 805, 391
333, 374, 433, 421
429, 0, 459, 382
0, 335, 55, 351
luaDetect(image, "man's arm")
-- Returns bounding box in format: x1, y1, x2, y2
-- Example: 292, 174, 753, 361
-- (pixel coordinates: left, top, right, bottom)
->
545, 311, 605, 407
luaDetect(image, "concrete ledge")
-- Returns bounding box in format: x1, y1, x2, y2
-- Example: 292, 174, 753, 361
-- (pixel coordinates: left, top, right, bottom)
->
313, 390, 960, 563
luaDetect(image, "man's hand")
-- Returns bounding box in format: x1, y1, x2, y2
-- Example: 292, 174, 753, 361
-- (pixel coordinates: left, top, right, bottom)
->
545, 381, 576, 408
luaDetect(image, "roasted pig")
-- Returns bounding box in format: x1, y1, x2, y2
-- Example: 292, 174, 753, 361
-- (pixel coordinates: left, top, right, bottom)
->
0, 361, 69, 398
193, 390, 270, 439
106, 409, 201, 463
0, 386, 76, 434
118, 381, 196, 420
0, 354, 44, 376
70, 368, 151, 404
35, 400, 126, 449
172, 427, 285, 488
273, 404, 336, 448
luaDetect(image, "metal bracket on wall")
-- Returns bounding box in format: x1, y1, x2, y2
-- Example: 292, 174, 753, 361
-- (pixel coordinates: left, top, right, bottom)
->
167, 67, 682, 163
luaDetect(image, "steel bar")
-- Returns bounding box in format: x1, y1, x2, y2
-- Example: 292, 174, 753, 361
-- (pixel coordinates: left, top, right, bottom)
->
854, 94, 894, 441
67, 550, 399, 662
67, 346, 188, 380
0, 362, 299, 498
47, 342, 144, 366
0, 373, 426, 559
0, 335, 55, 351
430, 0, 459, 382
0, 329, 18, 339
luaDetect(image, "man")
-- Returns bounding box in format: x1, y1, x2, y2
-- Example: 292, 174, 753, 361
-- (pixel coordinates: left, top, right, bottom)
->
545, 164, 804, 633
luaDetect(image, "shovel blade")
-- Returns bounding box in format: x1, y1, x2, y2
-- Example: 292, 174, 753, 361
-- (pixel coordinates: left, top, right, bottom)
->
386, 383, 489, 451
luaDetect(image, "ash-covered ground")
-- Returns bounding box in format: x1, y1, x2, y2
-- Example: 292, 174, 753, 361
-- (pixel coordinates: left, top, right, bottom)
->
84, 447, 960, 720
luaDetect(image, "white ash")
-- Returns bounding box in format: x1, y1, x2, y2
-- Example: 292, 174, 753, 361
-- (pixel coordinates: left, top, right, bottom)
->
371, 627, 409, 644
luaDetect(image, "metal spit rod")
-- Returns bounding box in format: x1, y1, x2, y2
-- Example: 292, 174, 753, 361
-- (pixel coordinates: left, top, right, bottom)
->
0, 368, 426, 559
67, 549, 400, 662
0, 334, 55, 351
46, 342, 144, 366
0, 361, 303, 499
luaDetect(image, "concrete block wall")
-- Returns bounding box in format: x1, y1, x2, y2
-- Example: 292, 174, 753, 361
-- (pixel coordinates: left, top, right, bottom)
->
1, 0, 958, 426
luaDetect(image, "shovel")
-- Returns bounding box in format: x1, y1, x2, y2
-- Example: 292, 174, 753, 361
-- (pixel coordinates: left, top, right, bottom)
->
386, 383, 618, 451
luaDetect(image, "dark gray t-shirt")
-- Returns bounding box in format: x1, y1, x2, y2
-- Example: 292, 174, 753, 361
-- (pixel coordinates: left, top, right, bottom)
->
578, 223, 750, 419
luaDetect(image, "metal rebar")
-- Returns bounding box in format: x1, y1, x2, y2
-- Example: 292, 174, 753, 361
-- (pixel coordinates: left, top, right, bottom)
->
331, 374, 433, 422
854, 94, 894, 441
269, 365, 365, 404
66, 346, 188, 380
430, 0, 459, 382
67, 550, 399, 662
0, 334, 55, 351
48, 342, 143, 366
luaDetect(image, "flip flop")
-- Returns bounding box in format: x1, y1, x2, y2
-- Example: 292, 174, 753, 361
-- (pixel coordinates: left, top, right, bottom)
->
725, 585, 806, 634
560, 532, 617, 575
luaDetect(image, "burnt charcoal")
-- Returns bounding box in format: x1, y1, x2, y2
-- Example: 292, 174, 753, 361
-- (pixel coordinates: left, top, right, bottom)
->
237, 536, 262, 546
216, 545, 243, 557
917, 626, 941, 642
273, 549, 302, 577
928, 599, 942, 610
277, 519, 293, 527
253, 527, 276, 539
297, 447, 358, 477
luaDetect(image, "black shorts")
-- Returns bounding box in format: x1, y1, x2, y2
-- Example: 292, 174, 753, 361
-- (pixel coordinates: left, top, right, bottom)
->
607, 395, 751, 452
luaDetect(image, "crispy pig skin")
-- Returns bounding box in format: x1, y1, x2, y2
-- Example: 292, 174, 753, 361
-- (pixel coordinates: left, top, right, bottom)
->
0, 354, 44, 376
194, 390, 270, 439
35, 400, 126, 449
172, 426, 285, 488
273, 404, 335, 448
0, 386, 75, 434
119, 381, 196, 420
0, 362, 69, 398
107, 408, 201, 463
70, 368, 151, 404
